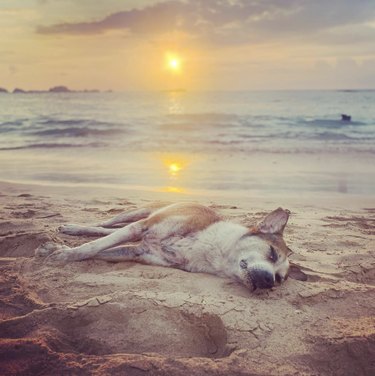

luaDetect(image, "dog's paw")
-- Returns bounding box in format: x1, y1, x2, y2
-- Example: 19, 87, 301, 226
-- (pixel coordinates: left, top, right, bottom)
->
58, 224, 83, 235
45, 248, 75, 263
35, 242, 70, 258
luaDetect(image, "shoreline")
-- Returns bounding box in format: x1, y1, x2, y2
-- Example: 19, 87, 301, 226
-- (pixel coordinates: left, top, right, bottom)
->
0, 179, 374, 209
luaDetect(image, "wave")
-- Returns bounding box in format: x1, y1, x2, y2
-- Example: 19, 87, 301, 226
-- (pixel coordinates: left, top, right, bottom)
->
37, 118, 115, 127
313, 132, 355, 141
0, 120, 25, 132
0, 120, 24, 127
302, 118, 366, 128
31, 127, 125, 137
166, 113, 239, 122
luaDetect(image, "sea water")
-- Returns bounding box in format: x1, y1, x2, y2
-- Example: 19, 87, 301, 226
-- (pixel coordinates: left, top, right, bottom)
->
0, 90, 374, 198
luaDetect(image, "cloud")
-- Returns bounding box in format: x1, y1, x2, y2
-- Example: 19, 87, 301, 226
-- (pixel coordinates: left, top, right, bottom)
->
36, 0, 375, 46
36, 1, 192, 35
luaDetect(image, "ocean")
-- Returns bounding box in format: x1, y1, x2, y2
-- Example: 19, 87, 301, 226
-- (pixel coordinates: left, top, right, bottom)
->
0, 90, 374, 199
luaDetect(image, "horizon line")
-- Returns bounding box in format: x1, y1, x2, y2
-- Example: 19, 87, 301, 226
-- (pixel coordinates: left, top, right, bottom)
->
1, 87, 375, 93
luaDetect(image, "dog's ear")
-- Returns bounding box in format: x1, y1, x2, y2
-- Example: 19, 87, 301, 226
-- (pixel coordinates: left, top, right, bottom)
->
252, 208, 290, 235
288, 264, 308, 281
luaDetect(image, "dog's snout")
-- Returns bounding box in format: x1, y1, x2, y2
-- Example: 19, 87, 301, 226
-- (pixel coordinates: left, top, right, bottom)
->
252, 270, 274, 289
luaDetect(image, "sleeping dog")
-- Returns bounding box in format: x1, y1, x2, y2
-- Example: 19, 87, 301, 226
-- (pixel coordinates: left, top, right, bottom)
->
36, 203, 304, 291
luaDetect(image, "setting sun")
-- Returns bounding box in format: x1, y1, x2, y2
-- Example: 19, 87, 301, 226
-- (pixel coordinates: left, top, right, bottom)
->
169, 59, 180, 70
166, 53, 182, 73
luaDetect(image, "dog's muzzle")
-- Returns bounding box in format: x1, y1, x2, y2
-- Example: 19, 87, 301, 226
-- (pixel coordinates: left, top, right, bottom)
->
250, 270, 275, 289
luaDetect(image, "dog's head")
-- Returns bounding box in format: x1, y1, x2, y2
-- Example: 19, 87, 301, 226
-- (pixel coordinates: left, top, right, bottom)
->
236, 208, 303, 291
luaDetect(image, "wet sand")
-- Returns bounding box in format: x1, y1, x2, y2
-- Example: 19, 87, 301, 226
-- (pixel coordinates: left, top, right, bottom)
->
0, 181, 374, 375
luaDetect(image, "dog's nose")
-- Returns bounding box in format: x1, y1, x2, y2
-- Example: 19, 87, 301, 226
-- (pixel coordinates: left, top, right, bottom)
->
252, 270, 275, 289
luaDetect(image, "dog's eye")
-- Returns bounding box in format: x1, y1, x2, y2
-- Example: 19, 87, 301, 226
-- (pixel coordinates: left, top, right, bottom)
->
240, 259, 248, 269
269, 246, 278, 262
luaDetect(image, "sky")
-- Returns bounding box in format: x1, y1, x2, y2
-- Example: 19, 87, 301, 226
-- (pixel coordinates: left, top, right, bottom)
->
1, 0, 375, 91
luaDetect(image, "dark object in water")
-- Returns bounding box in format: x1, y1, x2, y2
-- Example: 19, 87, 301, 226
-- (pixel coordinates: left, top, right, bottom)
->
341, 114, 351, 122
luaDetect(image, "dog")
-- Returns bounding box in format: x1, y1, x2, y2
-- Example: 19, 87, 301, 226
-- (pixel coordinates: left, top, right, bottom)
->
36, 203, 305, 291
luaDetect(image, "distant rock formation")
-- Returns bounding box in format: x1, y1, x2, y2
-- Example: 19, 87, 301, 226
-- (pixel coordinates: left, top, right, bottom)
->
48, 86, 71, 93
0, 86, 107, 94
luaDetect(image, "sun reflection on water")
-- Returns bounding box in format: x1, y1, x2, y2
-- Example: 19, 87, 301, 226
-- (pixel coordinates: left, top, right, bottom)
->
168, 162, 182, 175
167, 91, 184, 115
162, 186, 187, 193
158, 154, 191, 194
163, 157, 187, 177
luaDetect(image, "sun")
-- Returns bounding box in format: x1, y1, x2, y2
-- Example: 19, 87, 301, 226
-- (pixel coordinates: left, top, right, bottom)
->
169, 58, 180, 70
166, 53, 182, 73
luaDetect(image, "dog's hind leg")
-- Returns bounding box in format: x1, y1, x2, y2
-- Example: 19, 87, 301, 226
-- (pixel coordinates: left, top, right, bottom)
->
38, 220, 146, 262
58, 207, 154, 236
96, 207, 153, 228
59, 224, 116, 237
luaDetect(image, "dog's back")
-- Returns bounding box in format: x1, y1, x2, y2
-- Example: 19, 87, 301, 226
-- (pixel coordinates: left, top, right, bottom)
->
144, 203, 222, 236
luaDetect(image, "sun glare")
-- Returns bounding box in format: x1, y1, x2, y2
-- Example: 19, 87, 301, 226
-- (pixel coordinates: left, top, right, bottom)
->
170, 59, 180, 70
169, 163, 182, 174
159, 154, 192, 194
162, 156, 186, 177
166, 53, 182, 73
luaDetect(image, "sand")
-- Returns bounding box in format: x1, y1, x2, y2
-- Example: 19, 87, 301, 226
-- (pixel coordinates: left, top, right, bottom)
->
0, 180, 374, 376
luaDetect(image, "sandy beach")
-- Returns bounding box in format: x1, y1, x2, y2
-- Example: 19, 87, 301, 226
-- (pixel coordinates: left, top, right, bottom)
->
0, 180, 373, 375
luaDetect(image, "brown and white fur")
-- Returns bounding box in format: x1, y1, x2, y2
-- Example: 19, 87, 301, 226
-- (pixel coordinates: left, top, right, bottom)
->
36, 203, 299, 291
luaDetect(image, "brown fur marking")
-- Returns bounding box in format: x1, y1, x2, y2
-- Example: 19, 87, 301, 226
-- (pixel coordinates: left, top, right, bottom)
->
145, 203, 222, 235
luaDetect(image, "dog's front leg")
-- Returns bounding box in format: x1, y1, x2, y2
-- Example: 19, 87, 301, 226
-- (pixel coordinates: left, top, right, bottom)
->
94, 244, 144, 262
94, 245, 173, 267
37, 220, 145, 262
